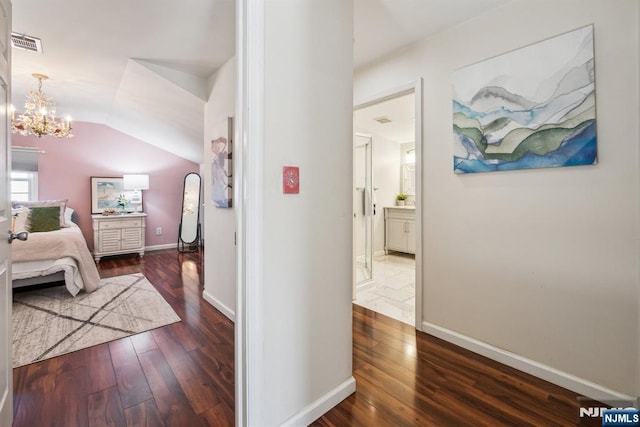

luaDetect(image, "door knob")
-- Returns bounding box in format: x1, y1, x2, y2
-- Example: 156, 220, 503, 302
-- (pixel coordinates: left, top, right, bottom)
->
8, 230, 28, 243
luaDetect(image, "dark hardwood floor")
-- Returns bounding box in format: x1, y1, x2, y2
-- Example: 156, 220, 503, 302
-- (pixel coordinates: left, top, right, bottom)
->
314, 304, 587, 427
13, 249, 587, 426
13, 249, 235, 427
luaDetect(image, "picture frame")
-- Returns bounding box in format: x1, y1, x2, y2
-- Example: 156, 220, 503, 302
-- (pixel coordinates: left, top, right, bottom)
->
452, 25, 597, 173
210, 117, 233, 208
90, 177, 141, 214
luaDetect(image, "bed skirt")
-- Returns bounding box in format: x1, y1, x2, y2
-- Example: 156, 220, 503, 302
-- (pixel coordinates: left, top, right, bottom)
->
12, 257, 85, 296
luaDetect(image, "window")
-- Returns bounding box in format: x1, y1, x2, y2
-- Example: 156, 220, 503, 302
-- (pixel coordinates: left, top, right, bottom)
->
402, 148, 416, 195
402, 163, 416, 196
405, 148, 415, 164
11, 172, 38, 202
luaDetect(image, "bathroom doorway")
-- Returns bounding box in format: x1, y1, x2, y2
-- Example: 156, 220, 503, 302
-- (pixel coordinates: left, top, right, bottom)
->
352, 83, 422, 327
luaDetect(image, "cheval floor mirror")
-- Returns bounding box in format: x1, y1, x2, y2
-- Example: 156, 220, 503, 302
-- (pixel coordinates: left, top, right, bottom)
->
178, 172, 202, 252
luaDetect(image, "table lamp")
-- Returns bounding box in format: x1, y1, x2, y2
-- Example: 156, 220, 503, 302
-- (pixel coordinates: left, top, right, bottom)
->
123, 174, 149, 212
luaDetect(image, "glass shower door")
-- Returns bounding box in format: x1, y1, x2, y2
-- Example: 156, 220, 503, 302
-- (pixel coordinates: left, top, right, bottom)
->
354, 134, 373, 286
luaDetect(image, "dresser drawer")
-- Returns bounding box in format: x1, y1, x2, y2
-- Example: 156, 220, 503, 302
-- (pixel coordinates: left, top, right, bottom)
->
98, 219, 141, 230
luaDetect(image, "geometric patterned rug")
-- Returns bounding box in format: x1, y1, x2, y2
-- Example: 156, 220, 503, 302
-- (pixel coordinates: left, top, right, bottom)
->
12, 273, 181, 368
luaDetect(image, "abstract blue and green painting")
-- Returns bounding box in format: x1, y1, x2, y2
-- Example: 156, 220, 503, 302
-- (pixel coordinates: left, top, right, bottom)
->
452, 26, 597, 174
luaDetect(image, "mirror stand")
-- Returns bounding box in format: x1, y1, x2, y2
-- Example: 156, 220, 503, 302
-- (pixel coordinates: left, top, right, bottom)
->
178, 172, 202, 253
178, 223, 201, 253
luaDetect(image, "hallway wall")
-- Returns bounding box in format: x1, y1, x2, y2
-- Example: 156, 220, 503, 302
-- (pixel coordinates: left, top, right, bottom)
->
203, 56, 236, 321
355, 0, 639, 398
241, 0, 355, 424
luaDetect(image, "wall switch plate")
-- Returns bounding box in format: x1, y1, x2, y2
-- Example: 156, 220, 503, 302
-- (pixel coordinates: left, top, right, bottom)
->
156, 227, 162, 235
283, 166, 299, 194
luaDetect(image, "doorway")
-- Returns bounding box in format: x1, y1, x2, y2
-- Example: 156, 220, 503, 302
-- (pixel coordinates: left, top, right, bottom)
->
352, 81, 423, 328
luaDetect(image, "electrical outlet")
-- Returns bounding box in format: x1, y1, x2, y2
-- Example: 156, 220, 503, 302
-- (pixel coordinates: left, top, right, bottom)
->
156, 227, 162, 235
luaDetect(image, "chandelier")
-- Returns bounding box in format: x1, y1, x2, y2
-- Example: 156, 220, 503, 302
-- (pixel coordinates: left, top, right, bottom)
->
10, 73, 73, 138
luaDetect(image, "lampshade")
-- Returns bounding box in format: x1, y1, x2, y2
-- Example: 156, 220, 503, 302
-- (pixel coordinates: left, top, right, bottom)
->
123, 174, 149, 190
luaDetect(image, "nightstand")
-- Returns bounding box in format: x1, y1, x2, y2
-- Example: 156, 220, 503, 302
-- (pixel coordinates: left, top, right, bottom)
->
92, 213, 146, 262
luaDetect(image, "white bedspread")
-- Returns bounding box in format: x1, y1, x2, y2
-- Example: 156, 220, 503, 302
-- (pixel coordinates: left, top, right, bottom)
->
12, 257, 84, 296
11, 224, 100, 295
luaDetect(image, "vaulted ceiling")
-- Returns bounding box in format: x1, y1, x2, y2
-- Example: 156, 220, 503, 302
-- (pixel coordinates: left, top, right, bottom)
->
11, 0, 510, 163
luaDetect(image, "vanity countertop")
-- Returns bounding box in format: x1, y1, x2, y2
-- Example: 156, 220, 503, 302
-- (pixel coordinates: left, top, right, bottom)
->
385, 205, 415, 210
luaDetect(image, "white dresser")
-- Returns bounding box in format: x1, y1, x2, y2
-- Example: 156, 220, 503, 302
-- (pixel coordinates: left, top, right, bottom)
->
92, 213, 146, 262
384, 206, 416, 255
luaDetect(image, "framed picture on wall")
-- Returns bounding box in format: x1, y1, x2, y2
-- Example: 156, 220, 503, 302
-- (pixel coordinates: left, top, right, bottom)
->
210, 117, 233, 208
452, 25, 597, 173
90, 177, 140, 214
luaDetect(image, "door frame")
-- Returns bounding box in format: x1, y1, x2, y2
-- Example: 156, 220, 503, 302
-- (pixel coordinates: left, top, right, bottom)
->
353, 79, 424, 330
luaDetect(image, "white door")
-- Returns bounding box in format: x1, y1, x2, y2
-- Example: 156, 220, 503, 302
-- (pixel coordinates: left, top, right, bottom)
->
0, 0, 12, 424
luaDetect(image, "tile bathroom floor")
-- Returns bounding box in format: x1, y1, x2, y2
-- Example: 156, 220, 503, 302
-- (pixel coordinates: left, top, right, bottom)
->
354, 252, 415, 326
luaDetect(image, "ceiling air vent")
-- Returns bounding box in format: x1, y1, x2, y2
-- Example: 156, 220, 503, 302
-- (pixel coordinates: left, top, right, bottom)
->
374, 116, 392, 124
11, 33, 43, 53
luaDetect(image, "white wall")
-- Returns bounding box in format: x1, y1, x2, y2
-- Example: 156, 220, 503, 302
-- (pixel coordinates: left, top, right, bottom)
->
371, 133, 401, 254
203, 57, 236, 321
355, 0, 639, 398
240, 0, 355, 425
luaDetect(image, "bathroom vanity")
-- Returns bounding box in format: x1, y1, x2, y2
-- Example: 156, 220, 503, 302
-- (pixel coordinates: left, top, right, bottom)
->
384, 206, 416, 255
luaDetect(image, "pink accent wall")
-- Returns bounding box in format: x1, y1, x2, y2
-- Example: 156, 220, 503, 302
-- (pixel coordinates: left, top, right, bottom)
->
12, 121, 199, 251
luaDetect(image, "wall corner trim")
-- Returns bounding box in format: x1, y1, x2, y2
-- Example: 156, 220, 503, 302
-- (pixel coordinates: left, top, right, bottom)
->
422, 321, 635, 403
203, 290, 236, 322
279, 376, 356, 427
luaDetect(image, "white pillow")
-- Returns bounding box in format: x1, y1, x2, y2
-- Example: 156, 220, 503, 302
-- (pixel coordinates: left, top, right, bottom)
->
11, 208, 30, 233
64, 207, 75, 227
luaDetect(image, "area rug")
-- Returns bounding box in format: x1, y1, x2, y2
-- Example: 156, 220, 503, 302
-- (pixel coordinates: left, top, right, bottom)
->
12, 273, 181, 368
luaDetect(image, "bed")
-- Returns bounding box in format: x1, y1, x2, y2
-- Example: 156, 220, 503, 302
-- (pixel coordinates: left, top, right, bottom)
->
11, 202, 100, 296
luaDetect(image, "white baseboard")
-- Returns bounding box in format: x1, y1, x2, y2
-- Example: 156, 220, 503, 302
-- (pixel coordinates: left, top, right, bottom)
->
422, 321, 636, 404
280, 376, 356, 427
374, 250, 386, 258
202, 290, 235, 322
145, 243, 177, 251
